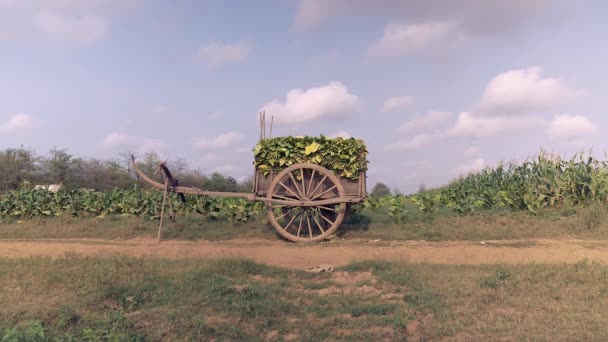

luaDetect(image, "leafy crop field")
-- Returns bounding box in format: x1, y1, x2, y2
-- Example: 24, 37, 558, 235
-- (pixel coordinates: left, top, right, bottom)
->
411, 153, 608, 215
3, 153, 608, 223
0, 187, 265, 223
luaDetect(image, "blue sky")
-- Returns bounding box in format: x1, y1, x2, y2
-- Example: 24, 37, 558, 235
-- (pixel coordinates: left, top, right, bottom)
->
1, 0, 607, 193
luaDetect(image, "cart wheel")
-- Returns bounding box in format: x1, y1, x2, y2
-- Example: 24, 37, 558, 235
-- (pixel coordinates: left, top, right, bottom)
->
267, 163, 346, 242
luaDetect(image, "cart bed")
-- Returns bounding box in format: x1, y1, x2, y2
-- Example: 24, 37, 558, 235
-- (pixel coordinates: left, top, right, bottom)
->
254, 170, 366, 200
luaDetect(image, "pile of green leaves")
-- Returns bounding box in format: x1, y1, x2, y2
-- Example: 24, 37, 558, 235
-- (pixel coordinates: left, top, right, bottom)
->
253, 136, 368, 179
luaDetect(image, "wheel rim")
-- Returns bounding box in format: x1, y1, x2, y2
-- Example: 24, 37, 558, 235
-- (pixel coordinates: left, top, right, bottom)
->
267, 163, 346, 242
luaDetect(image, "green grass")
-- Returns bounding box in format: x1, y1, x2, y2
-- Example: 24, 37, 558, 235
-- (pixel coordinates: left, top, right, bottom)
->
2, 202, 608, 242
1, 257, 608, 341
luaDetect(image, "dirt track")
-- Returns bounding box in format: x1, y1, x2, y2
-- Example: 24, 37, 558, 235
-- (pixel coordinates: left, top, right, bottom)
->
1, 238, 608, 269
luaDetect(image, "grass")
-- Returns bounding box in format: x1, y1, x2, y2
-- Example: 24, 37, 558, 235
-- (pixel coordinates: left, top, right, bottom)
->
2, 202, 608, 242
1, 257, 608, 341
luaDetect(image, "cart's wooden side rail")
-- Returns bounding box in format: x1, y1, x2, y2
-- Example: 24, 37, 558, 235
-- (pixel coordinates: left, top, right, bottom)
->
254, 170, 366, 199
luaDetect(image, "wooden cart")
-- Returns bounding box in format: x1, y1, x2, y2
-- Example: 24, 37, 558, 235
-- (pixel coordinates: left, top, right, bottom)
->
132, 157, 367, 243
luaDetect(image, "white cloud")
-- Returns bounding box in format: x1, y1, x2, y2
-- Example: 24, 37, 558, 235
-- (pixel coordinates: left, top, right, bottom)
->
0, 0, 136, 44
35, 12, 106, 44
382, 95, 414, 112
192, 132, 244, 150
369, 20, 463, 57
0, 114, 35, 133
330, 130, 351, 138
448, 112, 545, 138
212, 164, 236, 174
385, 132, 440, 150
236, 146, 252, 153
399, 111, 450, 133
455, 158, 486, 175
477, 67, 582, 115
547, 114, 596, 140
198, 42, 251, 69
260, 81, 360, 124
400, 160, 430, 169
445, 67, 582, 139
294, 0, 552, 33
102, 132, 165, 154
464, 146, 481, 157
201, 153, 219, 162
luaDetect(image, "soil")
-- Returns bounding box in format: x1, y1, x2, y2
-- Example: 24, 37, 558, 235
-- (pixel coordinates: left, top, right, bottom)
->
0, 237, 607, 269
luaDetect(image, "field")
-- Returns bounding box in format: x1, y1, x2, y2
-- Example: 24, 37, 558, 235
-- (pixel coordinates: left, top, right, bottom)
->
2, 256, 608, 341
2, 154, 608, 340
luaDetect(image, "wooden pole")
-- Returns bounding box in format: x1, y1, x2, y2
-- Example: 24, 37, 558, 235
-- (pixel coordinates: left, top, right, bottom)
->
158, 178, 169, 243
259, 112, 263, 141
269, 115, 273, 138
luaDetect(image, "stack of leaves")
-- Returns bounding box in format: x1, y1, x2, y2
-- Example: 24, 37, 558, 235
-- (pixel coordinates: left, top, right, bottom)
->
253, 136, 368, 179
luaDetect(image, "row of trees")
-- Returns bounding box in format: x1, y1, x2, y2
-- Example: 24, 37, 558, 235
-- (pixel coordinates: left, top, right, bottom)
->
1, 146, 410, 196
0, 147, 253, 193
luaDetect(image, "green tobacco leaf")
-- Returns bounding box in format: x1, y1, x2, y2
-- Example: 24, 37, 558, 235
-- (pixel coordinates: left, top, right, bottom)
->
304, 142, 321, 155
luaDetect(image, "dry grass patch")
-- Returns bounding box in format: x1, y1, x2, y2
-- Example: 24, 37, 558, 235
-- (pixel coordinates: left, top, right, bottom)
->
1, 257, 608, 340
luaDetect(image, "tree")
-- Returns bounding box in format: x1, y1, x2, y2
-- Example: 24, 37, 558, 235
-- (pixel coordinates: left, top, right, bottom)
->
237, 176, 255, 193
0, 147, 39, 192
43, 148, 79, 186
205, 172, 239, 192
370, 182, 391, 197
417, 184, 427, 194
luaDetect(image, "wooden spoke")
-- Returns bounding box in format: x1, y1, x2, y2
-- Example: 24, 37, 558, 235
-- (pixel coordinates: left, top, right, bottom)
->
318, 205, 340, 213
272, 194, 297, 202
274, 210, 290, 221
283, 208, 302, 231
275, 207, 296, 221
306, 169, 316, 198
319, 210, 334, 225
311, 210, 325, 234
300, 168, 306, 198
309, 175, 327, 199
278, 180, 301, 199
311, 185, 337, 200
288, 171, 304, 199
297, 214, 304, 237
306, 213, 313, 238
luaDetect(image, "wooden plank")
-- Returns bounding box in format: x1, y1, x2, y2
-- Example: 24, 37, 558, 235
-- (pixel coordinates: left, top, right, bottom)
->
256, 171, 366, 199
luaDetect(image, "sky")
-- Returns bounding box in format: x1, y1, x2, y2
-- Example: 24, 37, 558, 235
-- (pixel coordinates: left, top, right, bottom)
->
1, 0, 607, 194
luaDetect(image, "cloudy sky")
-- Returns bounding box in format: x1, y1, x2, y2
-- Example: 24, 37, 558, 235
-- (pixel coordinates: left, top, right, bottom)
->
1, 0, 606, 193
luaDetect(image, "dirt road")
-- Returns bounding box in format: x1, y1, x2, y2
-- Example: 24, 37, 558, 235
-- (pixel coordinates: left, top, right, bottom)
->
1, 238, 607, 269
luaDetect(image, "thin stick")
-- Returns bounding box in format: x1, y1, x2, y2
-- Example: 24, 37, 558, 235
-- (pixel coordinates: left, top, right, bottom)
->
158, 180, 169, 243
262, 112, 266, 139
269, 115, 273, 138
168, 191, 176, 221
259, 112, 263, 141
